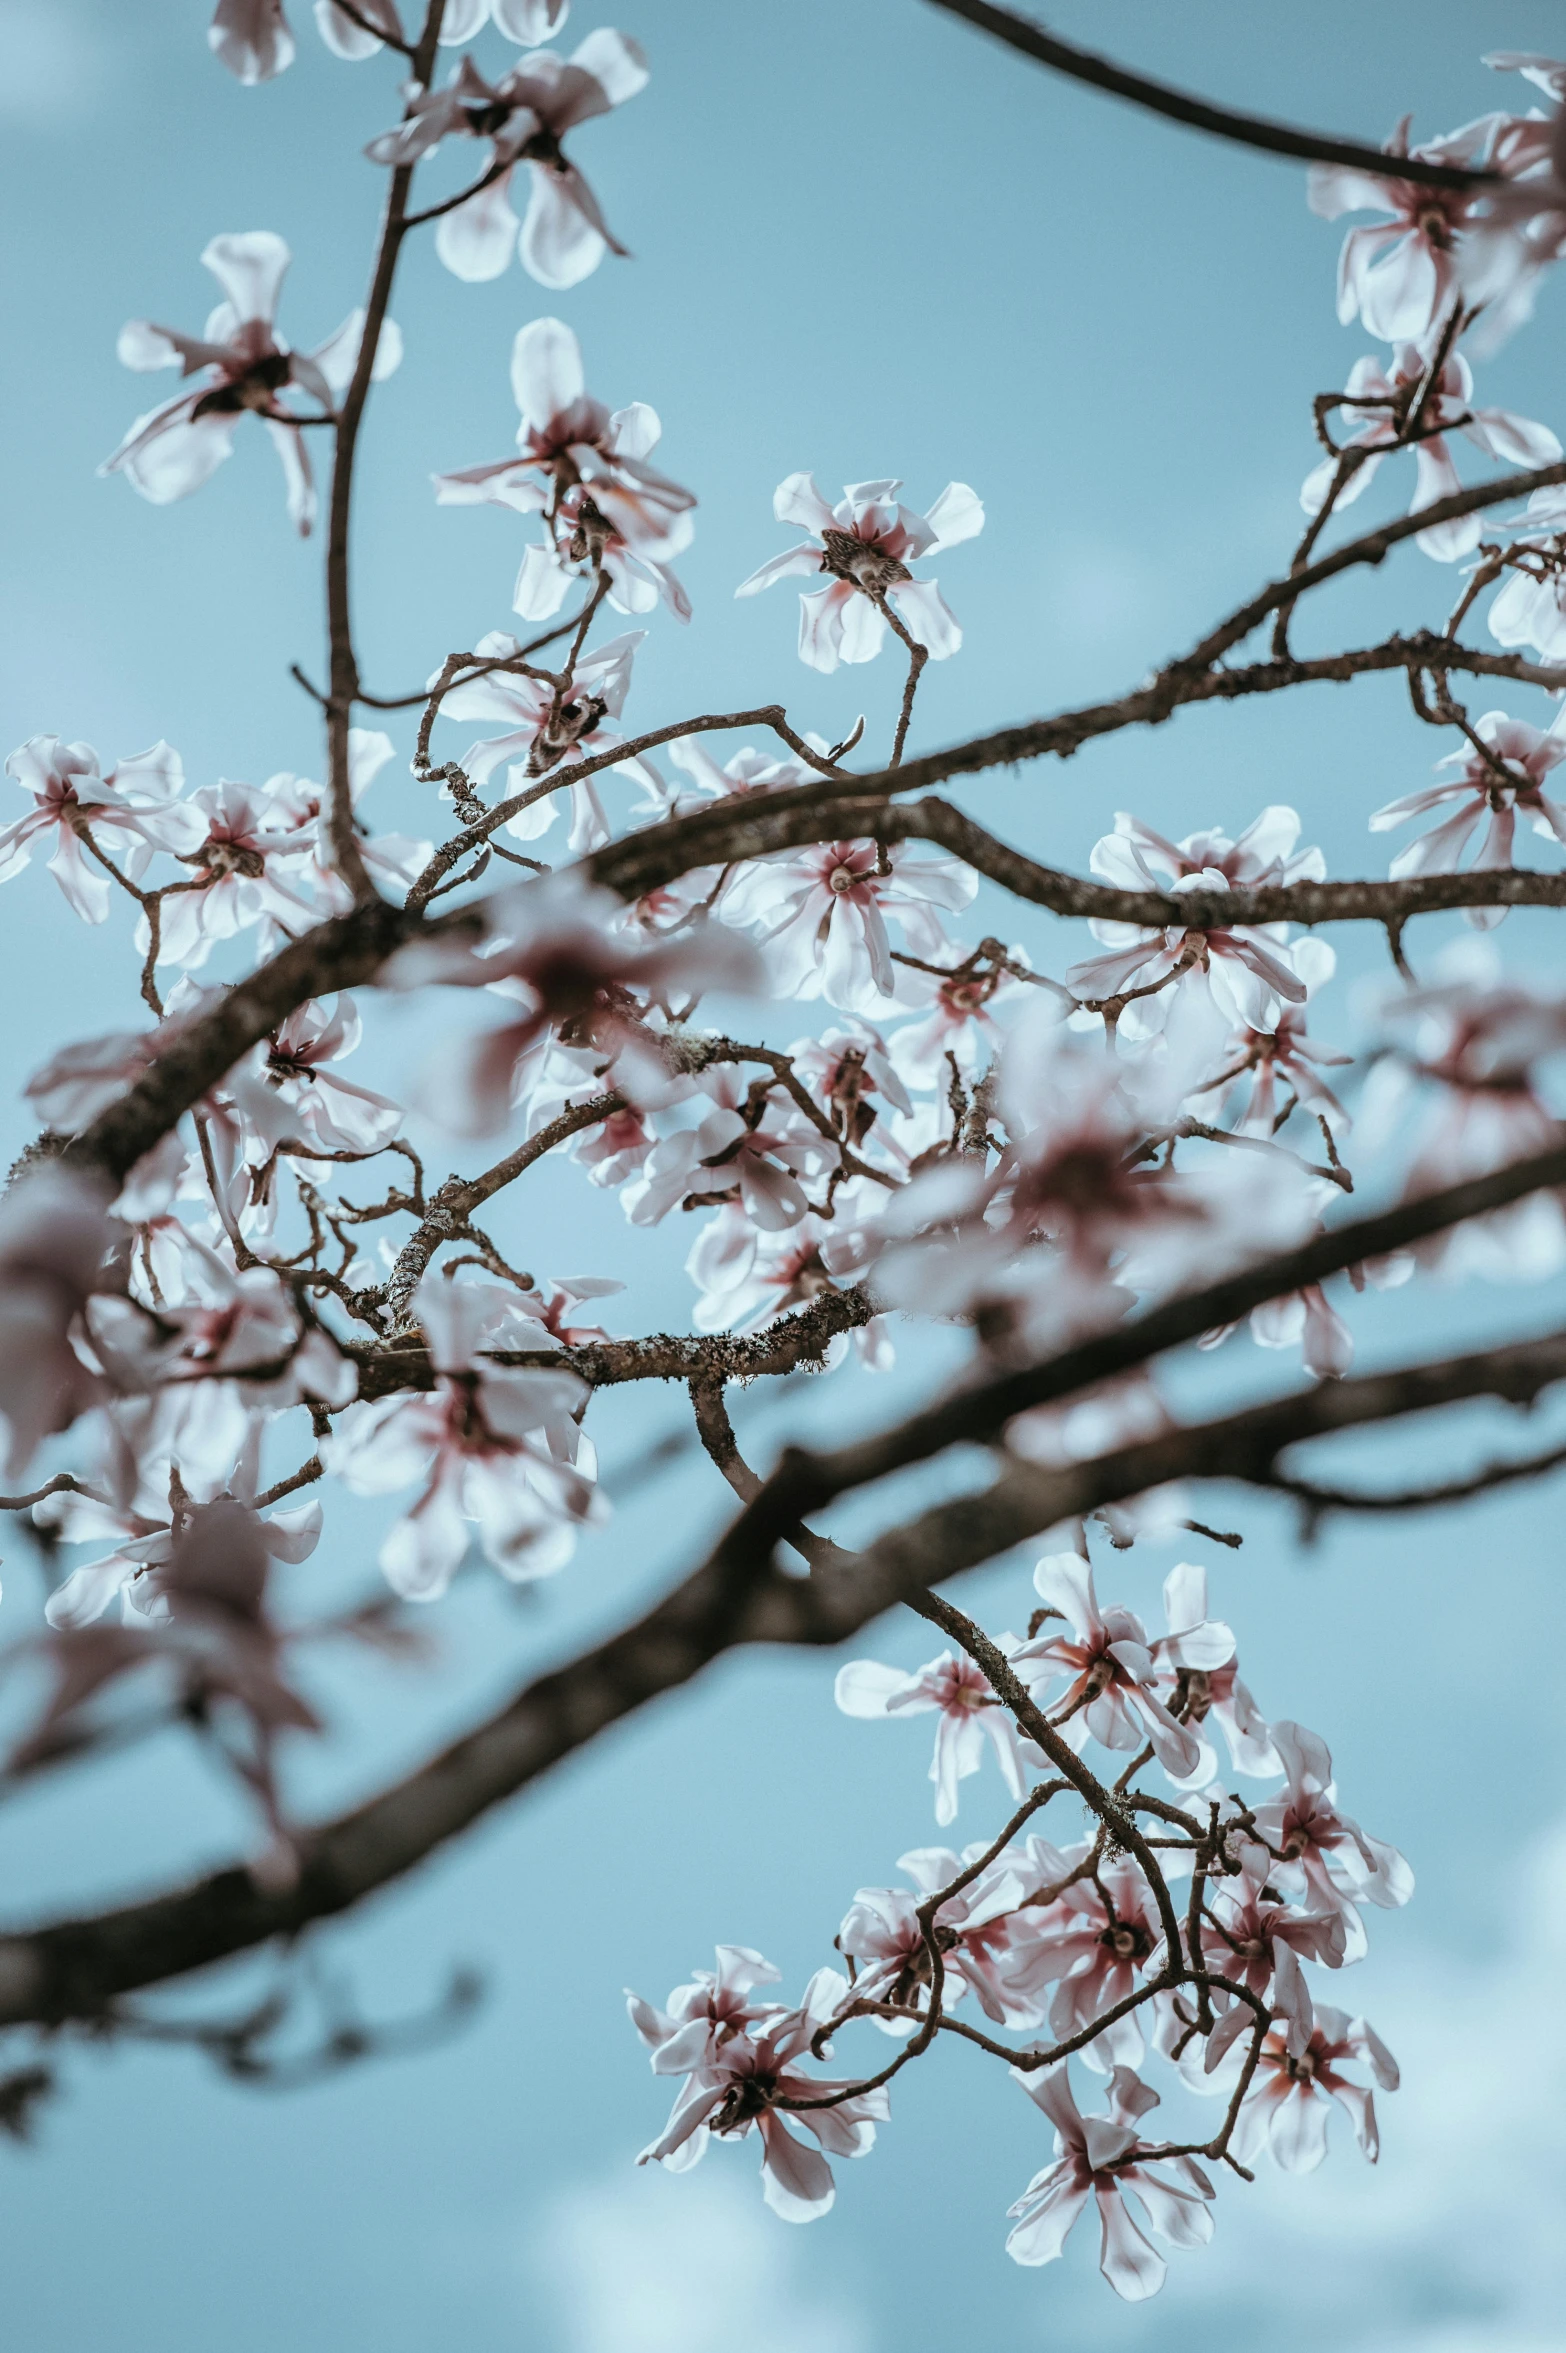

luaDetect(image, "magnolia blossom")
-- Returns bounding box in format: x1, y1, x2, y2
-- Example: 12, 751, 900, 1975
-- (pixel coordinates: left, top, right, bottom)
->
685, 1206, 890, 1365
323, 1274, 600, 1598
725, 838, 976, 1014
1371, 706, 1566, 921
634, 1967, 887, 2222
42, 1456, 322, 1632
1006, 2065, 1214, 2301
627, 1946, 788, 2093
263, 730, 432, 912
1, 737, 201, 923
102, 232, 401, 534
367, 34, 648, 287
1245, 1721, 1414, 1936
1189, 938, 1350, 1136
736, 474, 983, 672
836, 1845, 1028, 2029
1307, 113, 1502, 341
1015, 1552, 1227, 1782
622, 1066, 822, 1232
1197, 1874, 1347, 2069
1148, 1563, 1279, 1779
390, 873, 762, 1137
227, 996, 404, 1158
1488, 485, 1566, 656
887, 948, 1029, 1090
138, 779, 319, 968
438, 629, 658, 849
1300, 342, 1559, 560
1069, 808, 1322, 1040
436, 318, 694, 618
835, 1643, 1040, 1825
1231, 2009, 1399, 2174
209, 0, 571, 78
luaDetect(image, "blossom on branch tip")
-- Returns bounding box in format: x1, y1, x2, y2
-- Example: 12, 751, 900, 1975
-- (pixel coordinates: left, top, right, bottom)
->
834, 1642, 1042, 1825
438, 628, 659, 849
323, 1273, 601, 1599
1371, 706, 1566, 925
1307, 112, 1503, 341
1015, 1551, 1226, 1783
724, 837, 976, 1014
735, 474, 983, 673
102, 233, 401, 535
1005, 2065, 1214, 2300
1231, 2008, 1398, 2174
436, 318, 693, 617
1301, 342, 1559, 562
1487, 485, 1566, 657
1, 737, 201, 923
367, 35, 648, 288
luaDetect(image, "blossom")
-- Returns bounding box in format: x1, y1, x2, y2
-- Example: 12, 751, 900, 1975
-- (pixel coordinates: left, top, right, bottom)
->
834, 1642, 1041, 1825
1068, 808, 1322, 1040
139, 779, 320, 968
1231, 2008, 1399, 2173
1005, 2064, 1214, 2300
1245, 1721, 1414, 1936
88, 1244, 355, 1487
1003, 1853, 1171, 2070
1487, 485, 1566, 657
634, 1968, 887, 2222
627, 1946, 788, 2088
735, 474, 983, 672
1147, 1562, 1278, 1780
226, 996, 404, 1157
1307, 113, 1503, 341
1371, 707, 1566, 925
1015, 1551, 1228, 1782
1, 737, 201, 923
622, 1065, 822, 1231
887, 947, 1028, 1090
724, 837, 976, 1013
837, 1844, 1029, 2029
263, 730, 432, 912
437, 628, 659, 849
322, 1273, 601, 1598
0, 1166, 113, 1479
685, 1206, 887, 1363
102, 233, 401, 534
436, 318, 694, 618
366, 35, 648, 287
1196, 1872, 1346, 2068
209, 0, 571, 77
1300, 342, 1559, 561
1189, 937, 1350, 1136
392, 873, 763, 1137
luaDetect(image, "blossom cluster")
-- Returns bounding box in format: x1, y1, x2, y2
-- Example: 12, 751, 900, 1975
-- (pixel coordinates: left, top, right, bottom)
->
4, 7, 1566, 2302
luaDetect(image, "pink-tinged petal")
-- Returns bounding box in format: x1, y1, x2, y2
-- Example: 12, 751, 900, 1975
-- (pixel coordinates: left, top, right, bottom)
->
518, 161, 610, 289
1123, 2166, 1214, 2249
435, 171, 522, 282
886, 576, 961, 659
1411, 438, 1478, 560
836, 589, 890, 666
210, 0, 295, 81
834, 1658, 918, 1717
773, 471, 837, 533
1095, 2184, 1167, 2301
757, 2113, 835, 2223
1307, 163, 1399, 222
44, 1551, 139, 1630
493, 0, 570, 39
379, 1471, 470, 1601
568, 26, 649, 107
437, 0, 487, 34
1358, 229, 1440, 341
43, 830, 112, 925
509, 315, 584, 433
1006, 2173, 1092, 2266
513, 541, 574, 620
1032, 1550, 1104, 1641
734, 544, 823, 597
1300, 445, 1381, 514
1387, 801, 1485, 878
264, 419, 316, 536
117, 411, 241, 506
1268, 2083, 1332, 2171
1463, 405, 1562, 466
797, 580, 854, 673
923, 480, 984, 550
1161, 1561, 1207, 1637
116, 321, 192, 373
200, 230, 291, 326
314, 0, 402, 56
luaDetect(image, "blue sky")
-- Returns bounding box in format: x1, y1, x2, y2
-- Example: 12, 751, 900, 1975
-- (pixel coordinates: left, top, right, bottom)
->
2, 1, 1566, 2346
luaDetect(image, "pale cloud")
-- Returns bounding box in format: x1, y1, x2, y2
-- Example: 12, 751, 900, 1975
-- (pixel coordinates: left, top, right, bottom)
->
530, 2166, 876, 2353
0, 0, 105, 123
